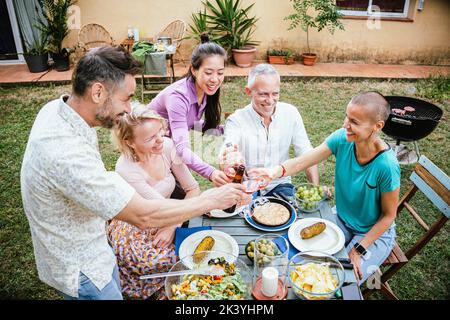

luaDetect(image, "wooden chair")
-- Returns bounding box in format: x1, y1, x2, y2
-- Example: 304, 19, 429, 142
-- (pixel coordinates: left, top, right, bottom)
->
363, 155, 449, 300
140, 53, 175, 102
140, 20, 187, 102
77, 23, 114, 52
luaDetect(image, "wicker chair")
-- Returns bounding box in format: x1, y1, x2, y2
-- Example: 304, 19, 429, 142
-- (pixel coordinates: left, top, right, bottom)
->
154, 19, 187, 63
77, 23, 114, 52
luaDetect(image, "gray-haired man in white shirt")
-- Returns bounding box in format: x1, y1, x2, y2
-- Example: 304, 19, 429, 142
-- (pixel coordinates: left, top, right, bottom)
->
220, 63, 319, 197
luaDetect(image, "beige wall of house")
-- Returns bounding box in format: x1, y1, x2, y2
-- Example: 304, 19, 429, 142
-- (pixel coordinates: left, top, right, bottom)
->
66, 0, 450, 65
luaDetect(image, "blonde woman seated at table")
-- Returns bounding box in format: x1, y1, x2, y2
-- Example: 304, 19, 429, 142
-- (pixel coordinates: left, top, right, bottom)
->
108, 104, 201, 299
249, 92, 400, 284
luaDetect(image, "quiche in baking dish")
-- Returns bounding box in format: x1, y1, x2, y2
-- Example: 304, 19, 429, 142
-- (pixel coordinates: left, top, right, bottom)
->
252, 202, 291, 226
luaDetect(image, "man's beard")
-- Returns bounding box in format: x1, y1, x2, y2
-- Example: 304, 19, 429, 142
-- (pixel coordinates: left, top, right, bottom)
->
95, 97, 116, 129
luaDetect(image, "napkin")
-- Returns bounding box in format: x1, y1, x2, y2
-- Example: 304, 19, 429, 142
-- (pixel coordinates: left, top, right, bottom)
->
273, 233, 299, 259
174, 226, 212, 256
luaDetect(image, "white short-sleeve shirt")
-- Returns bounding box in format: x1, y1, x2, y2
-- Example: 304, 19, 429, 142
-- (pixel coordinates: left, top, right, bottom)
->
20, 95, 135, 297
223, 102, 313, 193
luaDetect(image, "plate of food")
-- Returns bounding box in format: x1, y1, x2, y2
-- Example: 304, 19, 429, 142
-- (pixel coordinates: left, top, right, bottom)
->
288, 218, 345, 256
179, 230, 239, 269
165, 251, 252, 300
244, 197, 297, 232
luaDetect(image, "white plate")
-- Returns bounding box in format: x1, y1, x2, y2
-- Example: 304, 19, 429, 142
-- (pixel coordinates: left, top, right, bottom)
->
288, 218, 345, 256
208, 205, 244, 218
178, 230, 239, 269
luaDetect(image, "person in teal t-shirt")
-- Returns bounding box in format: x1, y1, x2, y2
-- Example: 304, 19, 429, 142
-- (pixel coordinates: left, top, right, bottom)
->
249, 91, 400, 284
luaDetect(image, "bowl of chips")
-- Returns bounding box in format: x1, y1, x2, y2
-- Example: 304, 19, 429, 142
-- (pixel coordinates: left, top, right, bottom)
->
288, 251, 345, 300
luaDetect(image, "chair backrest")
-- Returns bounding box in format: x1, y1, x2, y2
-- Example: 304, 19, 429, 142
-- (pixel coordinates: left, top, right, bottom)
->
78, 23, 114, 51
397, 155, 449, 259
156, 19, 187, 49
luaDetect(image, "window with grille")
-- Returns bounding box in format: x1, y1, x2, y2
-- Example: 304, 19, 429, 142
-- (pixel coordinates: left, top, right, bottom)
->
336, 0, 410, 18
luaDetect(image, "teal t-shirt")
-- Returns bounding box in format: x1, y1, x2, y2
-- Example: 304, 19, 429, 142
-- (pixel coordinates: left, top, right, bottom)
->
326, 128, 400, 233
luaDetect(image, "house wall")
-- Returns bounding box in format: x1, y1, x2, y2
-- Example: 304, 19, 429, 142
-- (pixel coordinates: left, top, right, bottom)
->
65, 0, 450, 65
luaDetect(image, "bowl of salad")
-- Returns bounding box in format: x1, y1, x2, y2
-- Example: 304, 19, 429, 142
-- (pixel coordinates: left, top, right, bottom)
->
165, 250, 252, 300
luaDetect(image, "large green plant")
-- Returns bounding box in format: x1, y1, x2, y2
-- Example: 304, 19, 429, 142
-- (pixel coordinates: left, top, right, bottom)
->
24, 33, 49, 56
284, 0, 344, 55
187, 0, 259, 51
187, 9, 220, 43
37, 0, 76, 55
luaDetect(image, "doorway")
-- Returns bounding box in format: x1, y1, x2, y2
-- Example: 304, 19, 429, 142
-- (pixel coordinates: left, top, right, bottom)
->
0, 0, 24, 64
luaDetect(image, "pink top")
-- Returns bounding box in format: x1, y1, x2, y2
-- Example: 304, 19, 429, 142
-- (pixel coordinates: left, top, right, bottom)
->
115, 137, 199, 199
148, 77, 224, 179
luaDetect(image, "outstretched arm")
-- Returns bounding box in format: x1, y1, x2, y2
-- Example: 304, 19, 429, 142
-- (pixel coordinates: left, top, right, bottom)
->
115, 184, 250, 229
248, 142, 332, 181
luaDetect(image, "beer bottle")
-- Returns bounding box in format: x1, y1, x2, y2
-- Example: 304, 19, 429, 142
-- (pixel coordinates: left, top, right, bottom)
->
223, 164, 246, 213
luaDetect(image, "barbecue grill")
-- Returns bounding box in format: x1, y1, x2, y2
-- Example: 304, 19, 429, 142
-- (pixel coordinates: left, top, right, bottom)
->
383, 96, 443, 164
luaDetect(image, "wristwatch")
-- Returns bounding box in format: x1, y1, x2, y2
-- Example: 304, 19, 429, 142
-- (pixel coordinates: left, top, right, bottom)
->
353, 242, 367, 256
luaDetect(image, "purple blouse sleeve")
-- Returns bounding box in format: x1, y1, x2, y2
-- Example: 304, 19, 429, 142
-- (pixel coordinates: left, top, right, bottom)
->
165, 94, 216, 179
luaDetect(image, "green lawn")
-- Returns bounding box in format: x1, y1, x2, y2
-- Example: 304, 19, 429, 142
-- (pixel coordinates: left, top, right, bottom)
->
0, 77, 448, 300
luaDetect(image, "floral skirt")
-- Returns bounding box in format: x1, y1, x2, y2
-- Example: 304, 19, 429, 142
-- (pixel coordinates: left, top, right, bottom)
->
107, 219, 178, 300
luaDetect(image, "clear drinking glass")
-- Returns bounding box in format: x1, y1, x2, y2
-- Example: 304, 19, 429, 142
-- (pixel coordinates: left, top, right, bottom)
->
251, 234, 289, 300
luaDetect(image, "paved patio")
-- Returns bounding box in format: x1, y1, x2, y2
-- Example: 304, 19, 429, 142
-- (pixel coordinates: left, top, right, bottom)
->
1, 61, 449, 85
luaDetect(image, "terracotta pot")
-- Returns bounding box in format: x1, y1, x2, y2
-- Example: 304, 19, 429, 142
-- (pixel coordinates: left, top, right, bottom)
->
302, 53, 317, 66
232, 46, 256, 68
268, 55, 295, 65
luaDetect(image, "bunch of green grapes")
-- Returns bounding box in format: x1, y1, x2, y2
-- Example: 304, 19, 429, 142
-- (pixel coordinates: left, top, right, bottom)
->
296, 185, 324, 211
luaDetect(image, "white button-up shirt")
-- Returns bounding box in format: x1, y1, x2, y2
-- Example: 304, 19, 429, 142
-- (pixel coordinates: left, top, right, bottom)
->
21, 95, 135, 297
223, 102, 313, 194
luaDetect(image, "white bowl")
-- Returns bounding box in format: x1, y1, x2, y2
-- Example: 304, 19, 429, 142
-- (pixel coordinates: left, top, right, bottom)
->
288, 251, 345, 300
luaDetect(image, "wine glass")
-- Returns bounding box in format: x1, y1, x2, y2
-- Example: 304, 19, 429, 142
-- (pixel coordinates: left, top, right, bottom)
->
242, 178, 269, 194
224, 166, 236, 179
238, 177, 270, 218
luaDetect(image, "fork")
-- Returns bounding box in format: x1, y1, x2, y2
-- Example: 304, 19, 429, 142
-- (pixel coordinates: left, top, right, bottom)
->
139, 265, 225, 280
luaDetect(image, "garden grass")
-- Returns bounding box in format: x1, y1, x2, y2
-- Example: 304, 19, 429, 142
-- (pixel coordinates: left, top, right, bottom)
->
0, 77, 448, 299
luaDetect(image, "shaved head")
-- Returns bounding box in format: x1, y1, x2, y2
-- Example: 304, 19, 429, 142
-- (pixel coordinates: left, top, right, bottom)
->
349, 91, 390, 123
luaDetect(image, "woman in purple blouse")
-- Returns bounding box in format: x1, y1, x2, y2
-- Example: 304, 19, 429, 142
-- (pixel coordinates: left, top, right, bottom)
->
148, 34, 231, 186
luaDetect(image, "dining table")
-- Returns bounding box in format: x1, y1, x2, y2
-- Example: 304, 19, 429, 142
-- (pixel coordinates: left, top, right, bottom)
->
188, 198, 364, 300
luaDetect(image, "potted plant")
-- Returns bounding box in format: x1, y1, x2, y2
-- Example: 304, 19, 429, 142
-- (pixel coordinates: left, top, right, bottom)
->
37, 0, 77, 71
188, 0, 259, 68
284, 0, 344, 66
23, 35, 50, 73
187, 9, 221, 44
267, 49, 295, 65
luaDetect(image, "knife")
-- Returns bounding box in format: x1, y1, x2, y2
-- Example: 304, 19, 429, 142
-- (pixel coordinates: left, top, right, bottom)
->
139, 265, 225, 280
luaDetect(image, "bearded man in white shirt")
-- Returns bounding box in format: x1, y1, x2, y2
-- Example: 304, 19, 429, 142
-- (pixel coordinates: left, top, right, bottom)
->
220, 63, 319, 198
20, 46, 248, 300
